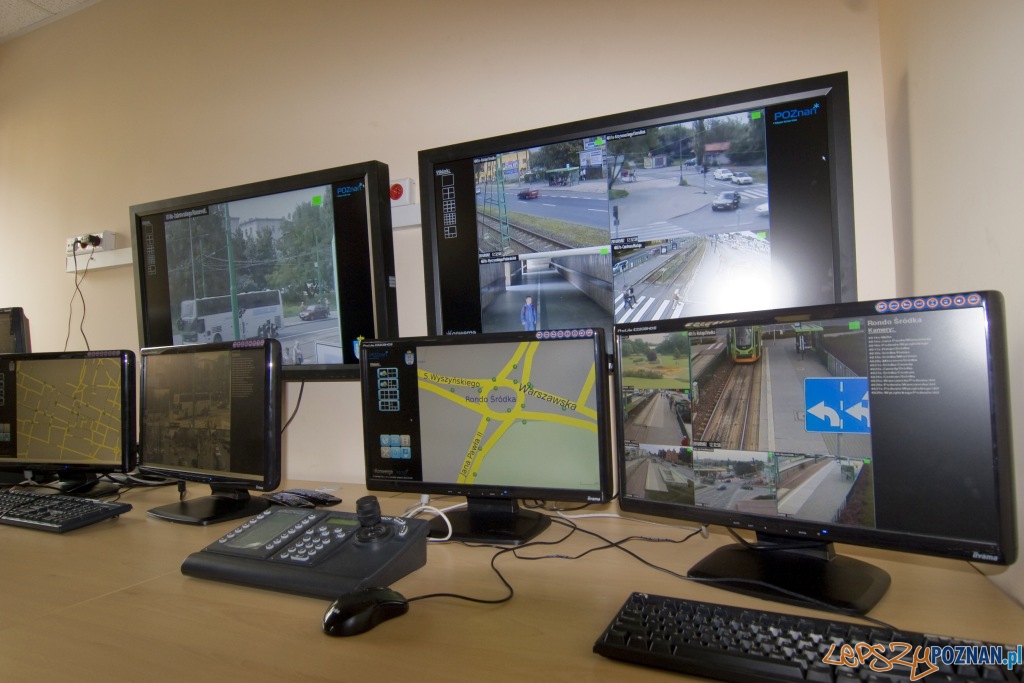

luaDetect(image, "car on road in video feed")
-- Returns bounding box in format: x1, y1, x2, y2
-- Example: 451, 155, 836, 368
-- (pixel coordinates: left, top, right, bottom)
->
730, 172, 753, 185
517, 188, 539, 200
713, 168, 734, 181
712, 191, 742, 211
298, 304, 330, 321
755, 202, 769, 217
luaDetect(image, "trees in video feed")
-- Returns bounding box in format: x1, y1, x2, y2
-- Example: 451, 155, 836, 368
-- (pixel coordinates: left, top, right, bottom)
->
164, 190, 336, 323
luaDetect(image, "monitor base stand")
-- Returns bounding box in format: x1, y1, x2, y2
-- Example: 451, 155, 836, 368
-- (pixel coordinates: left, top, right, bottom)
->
429, 497, 551, 546
687, 537, 891, 614
147, 486, 271, 526
55, 475, 121, 498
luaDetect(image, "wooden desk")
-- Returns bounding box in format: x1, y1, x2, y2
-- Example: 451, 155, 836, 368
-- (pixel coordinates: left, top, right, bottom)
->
1, 481, 1021, 682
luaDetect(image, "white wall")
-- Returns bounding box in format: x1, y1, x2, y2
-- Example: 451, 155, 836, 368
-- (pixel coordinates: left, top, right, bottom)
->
5, 0, 1017, 604
877, 0, 1024, 607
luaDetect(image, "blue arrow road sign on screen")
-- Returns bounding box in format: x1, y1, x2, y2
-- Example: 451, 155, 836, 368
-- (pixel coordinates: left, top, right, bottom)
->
804, 377, 871, 434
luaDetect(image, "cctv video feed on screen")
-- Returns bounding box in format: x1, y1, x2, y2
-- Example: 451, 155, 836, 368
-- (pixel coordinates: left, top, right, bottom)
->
145, 186, 343, 364
131, 161, 396, 381
616, 293, 1010, 551
421, 74, 851, 350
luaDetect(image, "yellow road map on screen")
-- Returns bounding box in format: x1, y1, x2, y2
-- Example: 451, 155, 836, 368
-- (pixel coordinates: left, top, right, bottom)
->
14, 358, 123, 463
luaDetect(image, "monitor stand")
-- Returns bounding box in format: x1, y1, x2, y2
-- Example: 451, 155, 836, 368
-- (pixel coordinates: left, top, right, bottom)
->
55, 474, 121, 498
687, 533, 891, 614
147, 484, 271, 526
428, 496, 551, 546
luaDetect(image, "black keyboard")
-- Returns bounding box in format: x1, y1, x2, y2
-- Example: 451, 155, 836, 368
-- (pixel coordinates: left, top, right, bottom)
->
594, 592, 1022, 682
0, 489, 132, 532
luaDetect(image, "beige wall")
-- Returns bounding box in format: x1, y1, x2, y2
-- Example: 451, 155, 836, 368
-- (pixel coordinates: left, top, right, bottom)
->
877, 0, 1024, 607
0, 0, 1018, 605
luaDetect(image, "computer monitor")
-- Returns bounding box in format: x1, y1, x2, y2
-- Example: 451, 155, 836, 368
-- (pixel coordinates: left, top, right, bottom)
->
130, 161, 398, 381
0, 350, 136, 495
361, 329, 612, 545
613, 290, 1016, 613
139, 338, 282, 525
0, 307, 31, 353
418, 72, 855, 356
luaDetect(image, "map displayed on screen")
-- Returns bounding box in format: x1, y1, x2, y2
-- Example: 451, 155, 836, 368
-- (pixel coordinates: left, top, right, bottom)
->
0, 357, 123, 462
372, 338, 603, 491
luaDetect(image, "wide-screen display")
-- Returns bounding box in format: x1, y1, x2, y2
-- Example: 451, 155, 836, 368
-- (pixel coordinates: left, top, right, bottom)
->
420, 73, 854, 352
131, 162, 397, 381
139, 341, 279, 486
0, 308, 30, 354
362, 331, 610, 501
614, 291, 1015, 563
0, 351, 134, 472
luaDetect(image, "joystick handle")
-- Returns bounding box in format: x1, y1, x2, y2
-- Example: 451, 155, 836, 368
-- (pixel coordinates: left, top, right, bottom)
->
356, 496, 382, 528
355, 496, 392, 542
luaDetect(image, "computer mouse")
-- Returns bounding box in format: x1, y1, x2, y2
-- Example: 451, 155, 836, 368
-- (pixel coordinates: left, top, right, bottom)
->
322, 587, 409, 637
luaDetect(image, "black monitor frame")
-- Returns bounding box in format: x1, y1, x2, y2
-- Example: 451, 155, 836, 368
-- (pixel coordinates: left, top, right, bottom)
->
613, 291, 1015, 613
0, 307, 31, 354
0, 350, 136, 495
139, 338, 282, 525
129, 161, 398, 381
360, 329, 612, 545
418, 73, 856, 357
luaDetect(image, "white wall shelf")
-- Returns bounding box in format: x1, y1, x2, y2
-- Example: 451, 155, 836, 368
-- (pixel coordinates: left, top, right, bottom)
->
65, 248, 133, 273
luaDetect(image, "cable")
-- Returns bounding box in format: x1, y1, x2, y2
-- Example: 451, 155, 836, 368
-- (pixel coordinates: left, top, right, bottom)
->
402, 504, 896, 630
405, 520, 580, 607
63, 241, 93, 352
280, 381, 305, 435
556, 509, 709, 537
403, 503, 454, 542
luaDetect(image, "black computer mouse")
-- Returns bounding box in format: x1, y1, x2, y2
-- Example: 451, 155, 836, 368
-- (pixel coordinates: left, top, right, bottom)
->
322, 587, 409, 637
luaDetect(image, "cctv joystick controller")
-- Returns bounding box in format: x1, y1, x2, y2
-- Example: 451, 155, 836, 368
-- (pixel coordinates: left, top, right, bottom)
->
181, 494, 431, 598
355, 495, 393, 542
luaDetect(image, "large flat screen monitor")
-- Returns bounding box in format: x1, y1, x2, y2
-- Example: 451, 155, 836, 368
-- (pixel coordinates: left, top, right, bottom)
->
0, 350, 136, 495
0, 307, 31, 353
361, 329, 612, 545
139, 339, 282, 525
613, 290, 1015, 613
130, 161, 398, 381
419, 73, 855, 354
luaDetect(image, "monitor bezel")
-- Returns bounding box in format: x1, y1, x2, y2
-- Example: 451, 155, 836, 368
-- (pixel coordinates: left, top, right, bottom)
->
360, 329, 614, 505
0, 349, 137, 478
612, 291, 1016, 566
137, 339, 282, 492
418, 72, 856, 352
129, 161, 398, 382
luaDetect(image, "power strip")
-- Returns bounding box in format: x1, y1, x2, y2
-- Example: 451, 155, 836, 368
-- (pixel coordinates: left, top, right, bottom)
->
65, 231, 115, 256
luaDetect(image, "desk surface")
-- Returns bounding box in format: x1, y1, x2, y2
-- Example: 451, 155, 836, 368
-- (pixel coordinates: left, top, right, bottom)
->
1, 481, 1021, 682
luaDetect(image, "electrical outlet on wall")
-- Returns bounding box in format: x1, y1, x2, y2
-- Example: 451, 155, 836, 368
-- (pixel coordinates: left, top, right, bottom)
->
65, 231, 116, 256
